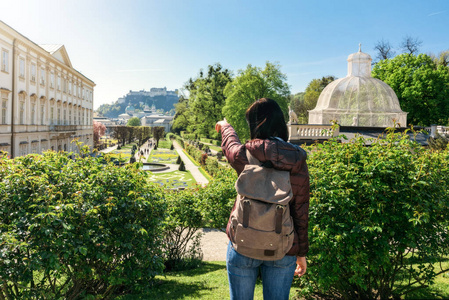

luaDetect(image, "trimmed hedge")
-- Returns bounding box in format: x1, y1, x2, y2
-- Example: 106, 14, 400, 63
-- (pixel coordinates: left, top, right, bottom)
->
200, 137, 221, 146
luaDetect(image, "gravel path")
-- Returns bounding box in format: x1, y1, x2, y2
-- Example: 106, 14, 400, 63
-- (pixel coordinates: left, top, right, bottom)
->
199, 228, 229, 261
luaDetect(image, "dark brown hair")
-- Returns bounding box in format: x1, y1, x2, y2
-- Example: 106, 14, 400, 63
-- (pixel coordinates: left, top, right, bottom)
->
245, 98, 288, 141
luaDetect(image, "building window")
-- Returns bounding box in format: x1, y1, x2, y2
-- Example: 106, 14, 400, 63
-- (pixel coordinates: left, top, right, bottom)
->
57, 76, 61, 90
69, 110, 72, 125
57, 108, 61, 125
31, 103, 35, 124
78, 112, 81, 125
40, 69, 45, 85
19, 58, 25, 78
41, 105, 44, 125
1, 50, 9, 73
51, 107, 54, 124
31, 64, 36, 82
50, 73, 54, 88
20, 144, 27, 156
1, 99, 7, 124
31, 143, 38, 153
63, 109, 66, 125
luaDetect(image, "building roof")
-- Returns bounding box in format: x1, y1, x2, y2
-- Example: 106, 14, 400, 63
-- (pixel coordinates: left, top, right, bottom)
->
39, 44, 73, 68
0, 21, 95, 84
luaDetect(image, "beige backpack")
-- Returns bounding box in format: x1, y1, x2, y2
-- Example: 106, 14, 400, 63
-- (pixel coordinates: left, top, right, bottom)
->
228, 150, 295, 261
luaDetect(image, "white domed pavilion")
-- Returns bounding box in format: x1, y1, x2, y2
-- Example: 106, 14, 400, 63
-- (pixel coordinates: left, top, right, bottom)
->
308, 45, 407, 127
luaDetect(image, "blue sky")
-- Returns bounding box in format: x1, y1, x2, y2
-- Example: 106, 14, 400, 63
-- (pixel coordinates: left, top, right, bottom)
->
2, 0, 448, 109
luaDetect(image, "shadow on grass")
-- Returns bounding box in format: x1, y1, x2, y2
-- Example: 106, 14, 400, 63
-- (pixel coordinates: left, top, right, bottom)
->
166, 261, 225, 277
118, 262, 226, 300
404, 287, 449, 300
120, 280, 216, 300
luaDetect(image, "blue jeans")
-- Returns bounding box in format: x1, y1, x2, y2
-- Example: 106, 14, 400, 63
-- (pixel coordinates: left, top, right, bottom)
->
226, 242, 296, 300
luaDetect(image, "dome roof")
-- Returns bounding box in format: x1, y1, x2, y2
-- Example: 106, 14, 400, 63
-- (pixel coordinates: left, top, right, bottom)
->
309, 46, 407, 127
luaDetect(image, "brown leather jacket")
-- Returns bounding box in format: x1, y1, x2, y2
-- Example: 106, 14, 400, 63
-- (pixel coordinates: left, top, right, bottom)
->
221, 124, 310, 257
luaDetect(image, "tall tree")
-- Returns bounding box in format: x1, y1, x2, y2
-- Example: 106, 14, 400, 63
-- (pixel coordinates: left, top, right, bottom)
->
93, 121, 106, 148
289, 92, 306, 123
183, 63, 232, 139
372, 53, 449, 126
172, 95, 190, 134
127, 117, 141, 127
112, 126, 129, 146
222, 62, 290, 141
303, 76, 336, 112
431, 49, 449, 67
373, 39, 396, 62
400, 36, 422, 55
152, 127, 165, 147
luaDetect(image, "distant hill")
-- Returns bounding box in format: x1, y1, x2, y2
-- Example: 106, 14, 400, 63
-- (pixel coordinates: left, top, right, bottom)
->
96, 88, 179, 118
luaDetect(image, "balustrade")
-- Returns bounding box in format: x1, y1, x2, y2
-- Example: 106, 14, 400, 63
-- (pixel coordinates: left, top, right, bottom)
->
288, 124, 339, 141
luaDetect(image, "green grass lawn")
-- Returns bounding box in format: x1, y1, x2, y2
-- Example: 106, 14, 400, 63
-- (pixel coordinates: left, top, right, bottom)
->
117, 261, 267, 300
148, 149, 178, 164
111, 143, 137, 154
157, 140, 172, 149
117, 259, 449, 300
401, 257, 449, 299
147, 170, 198, 189
207, 144, 222, 152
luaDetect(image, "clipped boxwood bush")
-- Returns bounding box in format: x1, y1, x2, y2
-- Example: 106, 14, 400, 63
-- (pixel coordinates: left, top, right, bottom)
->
0, 149, 166, 299
295, 130, 449, 299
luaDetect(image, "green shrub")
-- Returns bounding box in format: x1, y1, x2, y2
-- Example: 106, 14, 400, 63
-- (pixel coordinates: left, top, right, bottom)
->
185, 144, 202, 164
295, 130, 449, 299
200, 137, 221, 146
0, 150, 166, 299
181, 132, 196, 141
428, 132, 448, 151
175, 135, 184, 149
157, 140, 172, 149
163, 190, 204, 271
200, 153, 208, 166
204, 157, 220, 177
198, 166, 237, 229
166, 133, 175, 140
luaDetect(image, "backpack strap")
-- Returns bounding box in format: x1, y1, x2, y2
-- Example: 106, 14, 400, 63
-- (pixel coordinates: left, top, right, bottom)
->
242, 200, 251, 228
275, 205, 284, 234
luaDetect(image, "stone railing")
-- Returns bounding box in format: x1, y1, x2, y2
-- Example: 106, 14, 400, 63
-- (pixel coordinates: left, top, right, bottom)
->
288, 124, 339, 142
49, 125, 78, 132
430, 125, 449, 137
437, 125, 449, 136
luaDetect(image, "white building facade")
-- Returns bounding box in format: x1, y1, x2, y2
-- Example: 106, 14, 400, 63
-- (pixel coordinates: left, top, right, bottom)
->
0, 21, 95, 157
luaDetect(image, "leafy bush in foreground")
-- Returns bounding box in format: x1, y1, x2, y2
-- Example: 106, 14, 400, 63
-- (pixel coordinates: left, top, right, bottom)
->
295, 130, 449, 299
163, 189, 204, 271
0, 149, 166, 299
199, 166, 237, 230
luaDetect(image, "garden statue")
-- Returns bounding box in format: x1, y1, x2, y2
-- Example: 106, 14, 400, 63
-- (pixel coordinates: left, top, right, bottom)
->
288, 106, 299, 124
